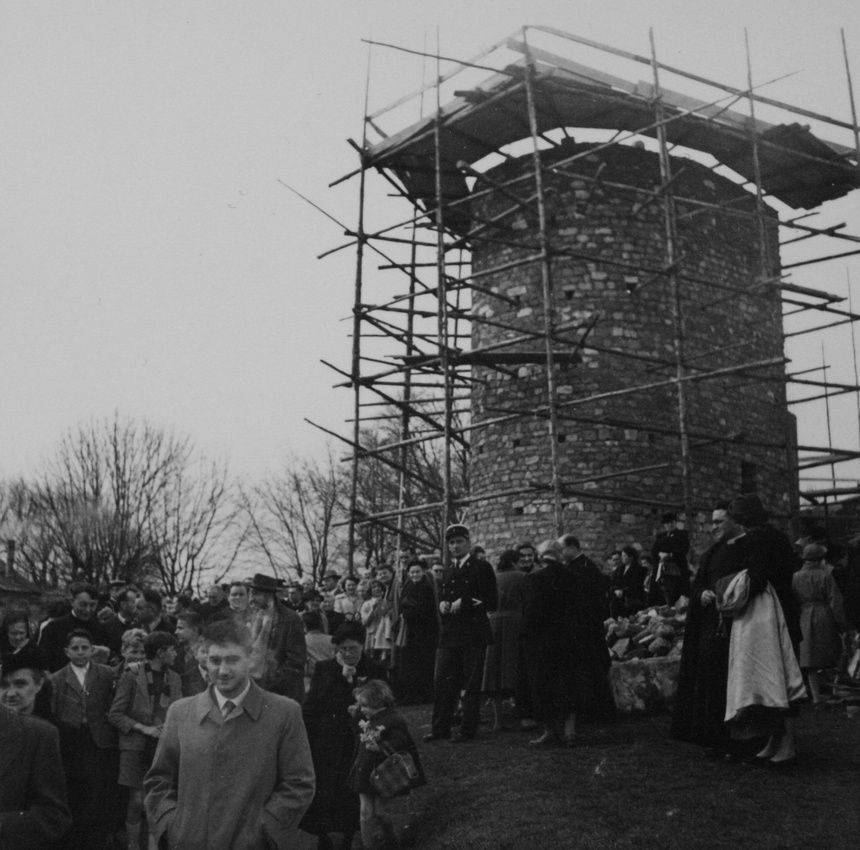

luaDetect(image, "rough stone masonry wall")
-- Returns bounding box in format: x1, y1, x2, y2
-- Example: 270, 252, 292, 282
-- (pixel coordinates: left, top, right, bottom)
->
467, 141, 794, 561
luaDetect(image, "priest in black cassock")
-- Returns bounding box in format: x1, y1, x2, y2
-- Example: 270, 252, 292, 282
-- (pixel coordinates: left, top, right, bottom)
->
671, 503, 747, 753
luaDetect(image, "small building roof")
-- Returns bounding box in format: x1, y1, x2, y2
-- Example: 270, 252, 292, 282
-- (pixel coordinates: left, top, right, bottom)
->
0, 563, 41, 595
366, 42, 859, 234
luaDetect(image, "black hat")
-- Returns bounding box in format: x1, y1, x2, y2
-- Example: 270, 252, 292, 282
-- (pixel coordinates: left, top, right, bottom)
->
445, 523, 470, 542
727, 494, 769, 526
802, 543, 827, 561
249, 573, 282, 593
660, 511, 678, 524
1, 645, 45, 678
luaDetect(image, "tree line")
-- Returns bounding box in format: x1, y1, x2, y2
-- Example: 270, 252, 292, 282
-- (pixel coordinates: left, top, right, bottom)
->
0, 411, 466, 592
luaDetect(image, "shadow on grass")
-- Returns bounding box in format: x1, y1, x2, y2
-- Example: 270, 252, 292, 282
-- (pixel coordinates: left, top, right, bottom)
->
401, 704, 860, 849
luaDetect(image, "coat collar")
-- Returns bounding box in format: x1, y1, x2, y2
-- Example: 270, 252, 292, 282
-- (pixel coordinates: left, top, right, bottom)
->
193, 681, 265, 724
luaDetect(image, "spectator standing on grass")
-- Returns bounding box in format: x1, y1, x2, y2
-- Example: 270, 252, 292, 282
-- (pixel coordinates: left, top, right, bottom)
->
672, 503, 747, 755
424, 524, 498, 743
0, 703, 72, 850
793, 543, 845, 706
144, 620, 315, 850
50, 628, 117, 850
249, 573, 307, 703
516, 542, 537, 574
525, 536, 614, 747
109, 631, 182, 850
1, 610, 37, 658
174, 612, 207, 697
301, 622, 388, 850
102, 586, 140, 657
609, 545, 646, 618
361, 580, 394, 663
1, 646, 52, 721
39, 583, 109, 672
303, 611, 335, 691
334, 577, 362, 621
197, 584, 229, 623
481, 548, 525, 731
136, 589, 175, 635
651, 512, 691, 605
227, 580, 254, 628
350, 679, 425, 850
395, 561, 439, 705
726, 494, 804, 765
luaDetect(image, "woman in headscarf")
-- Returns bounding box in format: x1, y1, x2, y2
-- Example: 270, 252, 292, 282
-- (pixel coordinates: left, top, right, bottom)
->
395, 561, 438, 705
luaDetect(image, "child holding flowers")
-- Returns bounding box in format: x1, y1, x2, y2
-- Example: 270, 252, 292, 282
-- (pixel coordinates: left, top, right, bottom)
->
350, 679, 425, 849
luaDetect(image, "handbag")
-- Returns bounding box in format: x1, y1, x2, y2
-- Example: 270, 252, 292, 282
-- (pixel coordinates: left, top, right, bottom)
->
369, 743, 420, 799
715, 570, 750, 618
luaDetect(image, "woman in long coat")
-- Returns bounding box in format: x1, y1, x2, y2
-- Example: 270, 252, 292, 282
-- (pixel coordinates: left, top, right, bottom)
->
395, 564, 438, 705
301, 622, 388, 850
793, 543, 845, 705
481, 549, 525, 730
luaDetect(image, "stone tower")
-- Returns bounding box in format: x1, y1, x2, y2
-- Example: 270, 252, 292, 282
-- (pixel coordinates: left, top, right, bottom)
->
467, 140, 794, 556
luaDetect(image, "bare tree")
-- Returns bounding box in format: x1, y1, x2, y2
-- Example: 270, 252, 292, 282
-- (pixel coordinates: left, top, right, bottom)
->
244, 448, 346, 585
348, 405, 470, 567
146, 456, 247, 595
0, 478, 64, 585
18, 413, 243, 590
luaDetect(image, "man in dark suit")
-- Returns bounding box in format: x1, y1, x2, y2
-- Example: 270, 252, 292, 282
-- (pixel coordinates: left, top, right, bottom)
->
38, 582, 110, 672
651, 511, 691, 604
0, 704, 71, 849
525, 536, 614, 747
102, 586, 141, 657
424, 524, 498, 743
249, 573, 307, 704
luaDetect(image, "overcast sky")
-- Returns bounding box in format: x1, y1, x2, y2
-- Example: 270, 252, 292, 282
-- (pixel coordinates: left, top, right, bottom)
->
2, 0, 859, 492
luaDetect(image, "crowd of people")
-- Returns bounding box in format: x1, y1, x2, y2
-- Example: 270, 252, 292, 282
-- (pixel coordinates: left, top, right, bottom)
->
2, 495, 859, 849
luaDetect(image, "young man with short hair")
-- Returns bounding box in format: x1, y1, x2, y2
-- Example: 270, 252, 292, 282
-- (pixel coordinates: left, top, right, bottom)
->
50, 628, 118, 850
144, 619, 315, 849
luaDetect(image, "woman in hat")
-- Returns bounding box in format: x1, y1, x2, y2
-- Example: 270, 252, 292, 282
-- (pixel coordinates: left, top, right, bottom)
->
0, 645, 52, 720
301, 622, 388, 850
395, 561, 438, 705
792, 543, 845, 706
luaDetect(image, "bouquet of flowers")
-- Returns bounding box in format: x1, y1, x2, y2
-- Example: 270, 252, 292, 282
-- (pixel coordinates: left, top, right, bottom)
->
358, 719, 385, 750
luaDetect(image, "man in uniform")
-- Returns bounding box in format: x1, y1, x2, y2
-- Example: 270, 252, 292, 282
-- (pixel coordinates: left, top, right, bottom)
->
424, 524, 497, 743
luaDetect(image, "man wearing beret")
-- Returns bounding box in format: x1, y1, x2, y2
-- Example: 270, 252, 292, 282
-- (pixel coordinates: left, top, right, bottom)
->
424, 524, 498, 743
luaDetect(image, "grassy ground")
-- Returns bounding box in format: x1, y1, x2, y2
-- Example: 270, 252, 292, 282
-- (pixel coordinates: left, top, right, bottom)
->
398, 703, 860, 850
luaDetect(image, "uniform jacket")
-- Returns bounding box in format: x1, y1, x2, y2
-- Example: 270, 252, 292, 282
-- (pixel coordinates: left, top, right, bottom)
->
109, 662, 183, 752
50, 662, 117, 749
0, 707, 71, 850
143, 683, 315, 850
437, 553, 498, 648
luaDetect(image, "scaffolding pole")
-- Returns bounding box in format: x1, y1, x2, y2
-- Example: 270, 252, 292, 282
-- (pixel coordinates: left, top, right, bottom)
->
650, 29, 694, 526
327, 27, 860, 558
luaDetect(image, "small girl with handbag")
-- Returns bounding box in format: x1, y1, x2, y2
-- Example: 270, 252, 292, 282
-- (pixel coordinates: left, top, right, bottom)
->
350, 678, 425, 849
